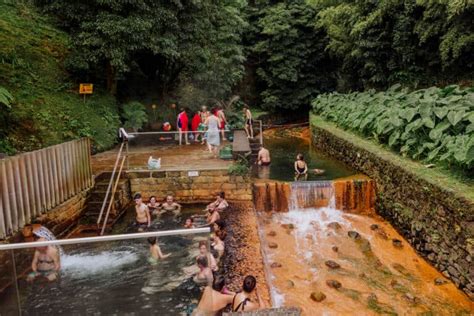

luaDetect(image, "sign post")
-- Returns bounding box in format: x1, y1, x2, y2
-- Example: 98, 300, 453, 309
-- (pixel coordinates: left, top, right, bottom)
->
79, 83, 93, 103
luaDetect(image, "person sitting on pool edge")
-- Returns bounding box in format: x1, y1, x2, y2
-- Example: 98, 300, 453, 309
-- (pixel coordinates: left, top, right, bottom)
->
193, 275, 235, 315
147, 237, 171, 264
231, 275, 265, 312
147, 196, 160, 216
256, 145, 271, 166
205, 192, 228, 213
160, 195, 182, 216
294, 153, 308, 181
134, 193, 151, 231
27, 236, 61, 282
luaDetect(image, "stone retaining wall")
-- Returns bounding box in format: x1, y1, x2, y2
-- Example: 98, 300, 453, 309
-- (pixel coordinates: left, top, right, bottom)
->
311, 115, 474, 299
128, 169, 253, 203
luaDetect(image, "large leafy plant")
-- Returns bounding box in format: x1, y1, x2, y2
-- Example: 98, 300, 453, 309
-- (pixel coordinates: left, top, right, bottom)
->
312, 85, 474, 171
122, 101, 148, 132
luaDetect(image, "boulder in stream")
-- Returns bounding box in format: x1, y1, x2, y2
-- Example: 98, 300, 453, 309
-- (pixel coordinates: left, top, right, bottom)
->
370, 224, 379, 231
268, 242, 278, 249
392, 239, 403, 248
310, 291, 326, 302
281, 223, 295, 230
325, 260, 341, 269
328, 222, 342, 230
326, 279, 342, 289
332, 246, 339, 252
348, 231, 361, 240
434, 277, 448, 286
267, 231, 277, 237
271, 262, 282, 268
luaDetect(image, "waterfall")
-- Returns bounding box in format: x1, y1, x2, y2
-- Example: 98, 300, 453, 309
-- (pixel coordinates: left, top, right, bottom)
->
289, 181, 335, 210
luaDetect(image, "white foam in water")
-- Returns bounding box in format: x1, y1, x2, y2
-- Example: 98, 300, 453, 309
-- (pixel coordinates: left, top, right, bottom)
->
61, 250, 138, 277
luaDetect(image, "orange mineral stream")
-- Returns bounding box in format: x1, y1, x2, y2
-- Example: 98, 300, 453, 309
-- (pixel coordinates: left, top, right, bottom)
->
257, 207, 474, 315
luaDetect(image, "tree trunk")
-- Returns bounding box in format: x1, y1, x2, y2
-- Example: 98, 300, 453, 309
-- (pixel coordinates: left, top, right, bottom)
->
106, 61, 117, 95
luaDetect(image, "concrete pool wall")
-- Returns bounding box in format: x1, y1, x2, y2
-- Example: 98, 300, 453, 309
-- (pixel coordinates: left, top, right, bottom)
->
310, 114, 474, 299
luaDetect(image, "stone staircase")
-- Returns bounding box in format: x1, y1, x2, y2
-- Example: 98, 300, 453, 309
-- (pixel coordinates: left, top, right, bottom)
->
67, 173, 131, 237
249, 137, 261, 164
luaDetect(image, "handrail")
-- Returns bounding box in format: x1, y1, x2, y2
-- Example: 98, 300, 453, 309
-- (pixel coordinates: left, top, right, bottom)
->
0, 228, 211, 251
100, 156, 126, 235
96, 142, 124, 226
128, 130, 232, 136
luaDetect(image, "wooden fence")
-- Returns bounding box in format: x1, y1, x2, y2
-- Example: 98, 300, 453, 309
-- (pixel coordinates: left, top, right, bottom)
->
0, 138, 93, 239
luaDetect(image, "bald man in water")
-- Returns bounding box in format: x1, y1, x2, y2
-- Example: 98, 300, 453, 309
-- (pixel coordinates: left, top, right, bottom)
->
257, 145, 271, 166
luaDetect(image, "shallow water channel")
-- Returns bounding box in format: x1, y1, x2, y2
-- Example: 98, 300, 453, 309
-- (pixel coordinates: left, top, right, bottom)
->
2, 206, 208, 315
256, 129, 474, 315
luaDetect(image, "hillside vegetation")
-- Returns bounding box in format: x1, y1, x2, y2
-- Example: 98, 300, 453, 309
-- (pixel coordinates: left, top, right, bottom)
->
0, 2, 119, 155
312, 85, 474, 177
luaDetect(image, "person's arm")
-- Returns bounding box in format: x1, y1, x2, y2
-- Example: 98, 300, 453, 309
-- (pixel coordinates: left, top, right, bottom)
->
157, 245, 171, 259
52, 248, 61, 271
175, 203, 182, 212
294, 161, 299, 174
31, 250, 39, 272
257, 150, 262, 163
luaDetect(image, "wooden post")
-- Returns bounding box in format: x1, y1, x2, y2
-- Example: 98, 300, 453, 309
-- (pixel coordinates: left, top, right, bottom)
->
0, 160, 7, 238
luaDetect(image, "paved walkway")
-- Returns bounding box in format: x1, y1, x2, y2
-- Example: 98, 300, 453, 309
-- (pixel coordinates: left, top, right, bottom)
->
91, 142, 232, 175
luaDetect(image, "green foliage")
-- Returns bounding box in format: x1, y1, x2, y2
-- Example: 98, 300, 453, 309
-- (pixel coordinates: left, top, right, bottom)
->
250, 1, 336, 110
38, 0, 247, 100
312, 85, 474, 172
246, 0, 473, 111
0, 2, 120, 154
0, 86, 13, 108
122, 101, 148, 132
228, 155, 250, 176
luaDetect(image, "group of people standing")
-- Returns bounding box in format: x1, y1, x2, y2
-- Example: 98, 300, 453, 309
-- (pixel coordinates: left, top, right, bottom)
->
176, 106, 227, 157
176, 105, 256, 157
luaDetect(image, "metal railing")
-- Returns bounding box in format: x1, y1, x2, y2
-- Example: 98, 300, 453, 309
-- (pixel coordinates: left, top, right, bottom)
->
96, 141, 127, 235
0, 227, 210, 250
0, 138, 93, 239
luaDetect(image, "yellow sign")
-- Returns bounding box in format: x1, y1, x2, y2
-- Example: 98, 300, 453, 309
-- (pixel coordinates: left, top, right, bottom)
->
79, 83, 93, 94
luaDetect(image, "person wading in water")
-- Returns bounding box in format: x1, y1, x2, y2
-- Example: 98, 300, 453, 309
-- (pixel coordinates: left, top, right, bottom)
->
134, 193, 151, 231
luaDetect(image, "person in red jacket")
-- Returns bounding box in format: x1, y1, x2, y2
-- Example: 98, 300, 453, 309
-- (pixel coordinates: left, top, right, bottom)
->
191, 111, 202, 143
177, 107, 190, 145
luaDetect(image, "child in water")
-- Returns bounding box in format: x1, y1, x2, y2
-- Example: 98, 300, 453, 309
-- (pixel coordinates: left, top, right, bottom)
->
147, 237, 171, 264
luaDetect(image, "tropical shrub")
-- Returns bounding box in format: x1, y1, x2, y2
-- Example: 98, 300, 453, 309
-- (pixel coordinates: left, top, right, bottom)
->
122, 101, 148, 132
312, 85, 474, 171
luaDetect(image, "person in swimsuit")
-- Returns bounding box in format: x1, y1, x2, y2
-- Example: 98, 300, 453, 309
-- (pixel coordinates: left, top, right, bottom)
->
205, 192, 229, 213
193, 275, 235, 316
206, 208, 220, 227
212, 219, 227, 240
294, 153, 308, 181
147, 196, 160, 216
193, 256, 214, 286
197, 240, 218, 272
243, 105, 253, 139
184, 217, 195, 229
217, 106, 228, 141
211, 231, 225, 260
147, 237, 171, 264
257, 145, 271, 166
160, 195, 181, 216
191, 111, 202, 143
231, 275, 265, 312
134, 193, 151, 231
177, 107, 190, 145
27, 237, 61, 282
